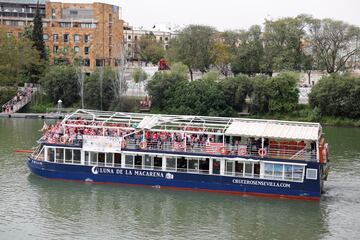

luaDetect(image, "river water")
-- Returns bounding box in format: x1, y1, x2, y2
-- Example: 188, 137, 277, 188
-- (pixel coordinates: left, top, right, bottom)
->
0, 118, 359, 240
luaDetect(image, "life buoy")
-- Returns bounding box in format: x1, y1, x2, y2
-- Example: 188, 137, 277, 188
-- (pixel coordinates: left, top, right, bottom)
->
258, 148, 267, 157
60, 136, 67, 144
238, 147, 247, 156
139, 141, 147, 149
219, 147, 227, 155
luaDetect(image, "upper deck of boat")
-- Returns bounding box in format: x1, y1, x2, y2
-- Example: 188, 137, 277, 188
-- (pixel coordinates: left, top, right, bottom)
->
39, 109, 323, 162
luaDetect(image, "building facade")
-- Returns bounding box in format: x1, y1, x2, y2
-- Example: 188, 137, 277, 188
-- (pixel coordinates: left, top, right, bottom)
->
0, 0, 124, 72
0, 0, 45, 38
123, 23, 178, 61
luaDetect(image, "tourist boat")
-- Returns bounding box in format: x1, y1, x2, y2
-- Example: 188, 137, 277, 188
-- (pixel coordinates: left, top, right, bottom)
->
27, 109, 330, 200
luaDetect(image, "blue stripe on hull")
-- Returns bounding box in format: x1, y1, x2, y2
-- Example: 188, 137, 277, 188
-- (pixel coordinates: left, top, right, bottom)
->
27, 158, 321, 200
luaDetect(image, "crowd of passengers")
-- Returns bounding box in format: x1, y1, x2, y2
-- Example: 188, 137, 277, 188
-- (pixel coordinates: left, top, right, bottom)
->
41, 119, 314, 157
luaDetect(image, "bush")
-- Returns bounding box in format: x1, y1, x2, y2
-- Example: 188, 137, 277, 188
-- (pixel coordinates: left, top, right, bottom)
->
309, 74, 360, 119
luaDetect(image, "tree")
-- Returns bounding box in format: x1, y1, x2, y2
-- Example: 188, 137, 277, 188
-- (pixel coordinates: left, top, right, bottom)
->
169, 25, 216, 80
250, 72, 299, 114
135, 33, 165, 65
262, 15, 313, 74
309, 74, 360, 118
41, 65, 79, 107
220, 75, 252, 112
32, 1, 46, 60
166, 79, 233, 116
211, 41, 231, 76
309, 18, 360, 73
0, 30, 41, 86
231, 25, 264, 76
84, 67, 119, 110
132, 67, 148, 95
146, 67, 188, 109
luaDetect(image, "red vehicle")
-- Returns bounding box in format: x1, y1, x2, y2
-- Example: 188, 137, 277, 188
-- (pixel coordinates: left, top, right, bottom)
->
158, 59, 170, 70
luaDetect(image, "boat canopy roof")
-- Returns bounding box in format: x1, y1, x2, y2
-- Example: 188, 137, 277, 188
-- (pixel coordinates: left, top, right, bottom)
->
62, 109, 322, 141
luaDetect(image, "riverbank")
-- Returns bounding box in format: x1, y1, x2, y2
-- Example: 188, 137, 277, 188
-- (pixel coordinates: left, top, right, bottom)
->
248, 113, 360, 127
0, 112, 64, 119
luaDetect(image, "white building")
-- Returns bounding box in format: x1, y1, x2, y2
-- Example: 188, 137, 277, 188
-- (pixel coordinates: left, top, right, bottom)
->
123, 23, 179, 61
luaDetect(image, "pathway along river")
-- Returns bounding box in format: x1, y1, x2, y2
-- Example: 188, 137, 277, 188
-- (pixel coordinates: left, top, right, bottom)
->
0, 118, 359, 240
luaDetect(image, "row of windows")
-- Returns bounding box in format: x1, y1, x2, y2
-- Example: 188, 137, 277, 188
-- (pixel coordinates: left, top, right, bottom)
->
42, 148, 307, 182
53, 46, 90, 55
43, 34, 91, 43
48, 148, 81, 164
264, 163, 304, 181
127, 35, 169, 42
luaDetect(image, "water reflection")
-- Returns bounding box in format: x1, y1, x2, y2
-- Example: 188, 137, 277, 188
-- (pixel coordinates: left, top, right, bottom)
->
27, 173, 327, 240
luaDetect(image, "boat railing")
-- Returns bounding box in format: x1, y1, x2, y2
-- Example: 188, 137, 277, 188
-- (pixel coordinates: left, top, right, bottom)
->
41, 135, 316, 161
124, 140, 316, 161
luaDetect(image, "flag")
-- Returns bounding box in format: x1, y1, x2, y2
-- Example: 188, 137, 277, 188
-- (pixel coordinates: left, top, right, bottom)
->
204, 142, 224, 154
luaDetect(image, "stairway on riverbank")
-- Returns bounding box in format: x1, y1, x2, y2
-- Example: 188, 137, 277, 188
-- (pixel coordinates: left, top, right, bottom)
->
1, 84, 39, 114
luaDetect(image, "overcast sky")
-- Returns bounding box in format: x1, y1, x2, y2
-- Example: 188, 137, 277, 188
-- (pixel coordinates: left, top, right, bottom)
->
57, 0, 360, 31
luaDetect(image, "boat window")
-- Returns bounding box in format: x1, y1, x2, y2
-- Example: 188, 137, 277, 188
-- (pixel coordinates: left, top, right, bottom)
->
90, 152, 97, 165
85, 151, 89, 165
244, 162, 253, 177
48, 148, 55, 162
56, 148, 64, 163
166, 157, 176, 171
98, 153, 105, 166
154, 156, 162, 170
114, 153, 121, 167
199, 158, 209, 174
106, 153, 113, 167
134, 155, 142, 168
144, 155, 153, 169
125, 155, 134, 168
73, 150, 81, 164
254, 163, 260, 177
274, 164, 283, 179
235, 161, 243, 177
284, 165, 293, 180
65, 149, 72, 163
177, 157, 187, 172
264, 163, 274, 178
293, 165, 304, 181
188, 158, 199, 173
212, 159, 220, 175
264, 163, 304, 182
225, 160, 234, 176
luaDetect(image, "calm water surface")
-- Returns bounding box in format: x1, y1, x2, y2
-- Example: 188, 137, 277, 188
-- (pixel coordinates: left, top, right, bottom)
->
0, 118, 359, 240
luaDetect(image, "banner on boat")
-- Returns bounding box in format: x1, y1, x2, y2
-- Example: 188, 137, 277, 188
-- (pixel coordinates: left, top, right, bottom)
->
83, 135, 123, 153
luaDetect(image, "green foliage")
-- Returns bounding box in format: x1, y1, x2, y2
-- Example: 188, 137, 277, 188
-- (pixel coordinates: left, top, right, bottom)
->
32, 2, 46, 60
84, 67, 118, 110
131, 68, 148, 83
0, 88, 17, 105
168, 25, 216, 80
136, 33, 165, 64
262, 15, 312, 72
309, 74, 360, 118
0, 30, 42, 86
220, 75, 252, 112
202, 69, 219, 81
251, 73, 299, 114
231, 25, 264, 76
166, 79, 234, 116
41, 65, 79, 107
309, 19, 360, 73
146, 68, 188, 109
